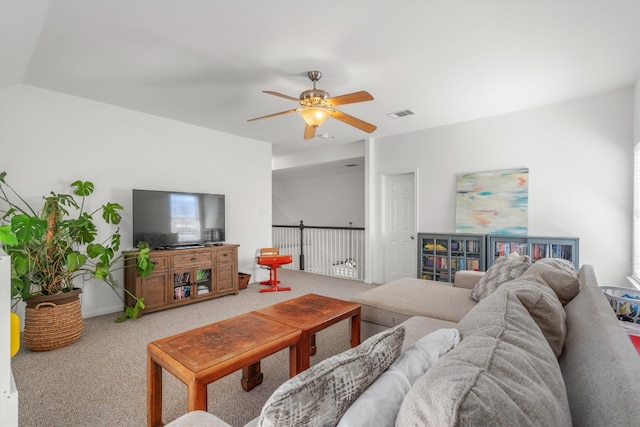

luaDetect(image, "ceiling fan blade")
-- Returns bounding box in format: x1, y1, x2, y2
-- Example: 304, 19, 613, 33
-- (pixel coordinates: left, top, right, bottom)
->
263, 91, 300, 102
247, 109, 298, 122
326, 91, 374, 106
330, 109, 377, 133
304, 124, 316, 139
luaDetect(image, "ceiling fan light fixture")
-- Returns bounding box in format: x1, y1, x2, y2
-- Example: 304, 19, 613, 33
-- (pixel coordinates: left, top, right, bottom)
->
299, 107, 330, 127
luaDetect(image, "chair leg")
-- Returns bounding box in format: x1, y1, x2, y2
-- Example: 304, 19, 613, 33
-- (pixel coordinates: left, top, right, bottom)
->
259, 266, 291, 292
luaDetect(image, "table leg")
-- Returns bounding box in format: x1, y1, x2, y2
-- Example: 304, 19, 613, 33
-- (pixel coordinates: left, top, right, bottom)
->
289, 342, 297, 377
241, 361, 264, 391
186, 379, 208, 412
147, 353, 163, 427
309, 333, 317, 356
350, 310, 361, 348
297, 332, 311, 373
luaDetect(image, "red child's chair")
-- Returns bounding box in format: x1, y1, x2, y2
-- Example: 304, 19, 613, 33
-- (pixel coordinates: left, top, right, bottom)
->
256, 247, 292, 292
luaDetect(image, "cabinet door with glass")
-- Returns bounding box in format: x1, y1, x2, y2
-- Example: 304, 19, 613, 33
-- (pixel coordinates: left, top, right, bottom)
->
487, 235, 579, 268
417, 233, 486, 283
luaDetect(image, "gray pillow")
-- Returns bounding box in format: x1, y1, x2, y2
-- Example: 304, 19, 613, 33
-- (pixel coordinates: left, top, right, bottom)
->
521, 258, 580, 305
478, 274, 567, 358
470, 256, 531, 301
257, 325, 405, 427
396, 290, 571, 427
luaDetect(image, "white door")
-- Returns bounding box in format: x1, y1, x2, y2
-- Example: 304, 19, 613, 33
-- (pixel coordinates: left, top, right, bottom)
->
383, 172, 417, 283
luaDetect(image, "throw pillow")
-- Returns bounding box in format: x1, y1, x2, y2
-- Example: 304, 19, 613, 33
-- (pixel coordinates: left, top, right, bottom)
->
396, 291, 572, 427
471, 274, 567, 358
257, 325, 405, 427
522, 258, 580, 305
336, 328, 460, 427
470, 255, 531, 302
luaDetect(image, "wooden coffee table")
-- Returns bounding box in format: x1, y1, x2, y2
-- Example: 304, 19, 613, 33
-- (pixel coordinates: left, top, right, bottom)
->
253, 293, 361, 373
147, 312, 301, 427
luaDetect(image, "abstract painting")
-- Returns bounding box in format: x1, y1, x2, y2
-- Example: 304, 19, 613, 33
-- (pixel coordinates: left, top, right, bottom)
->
455, 168, 529, 235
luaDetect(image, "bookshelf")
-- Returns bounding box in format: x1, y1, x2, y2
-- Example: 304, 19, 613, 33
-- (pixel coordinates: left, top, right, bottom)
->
487, 235, 579, 268
417, 233, 486, 282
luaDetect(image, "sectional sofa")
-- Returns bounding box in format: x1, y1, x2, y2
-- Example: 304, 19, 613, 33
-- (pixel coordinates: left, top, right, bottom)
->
168, 257, 640, 426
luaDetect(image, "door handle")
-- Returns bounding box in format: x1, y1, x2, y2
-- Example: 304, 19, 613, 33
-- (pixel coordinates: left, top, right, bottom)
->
410, 235, 415, 240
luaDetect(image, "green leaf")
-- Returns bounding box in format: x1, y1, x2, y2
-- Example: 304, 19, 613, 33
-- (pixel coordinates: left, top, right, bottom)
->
67, 252, 87, 272
87, 243, 114, 266
0, 225, 18, 245
71, 180, 94, 197
11, 215, 47, 242
110, 232, 121, 252
115, 298, 145, 323
102, 202, 123, 225
71, 213, 97, 244
94, 261, 109, 280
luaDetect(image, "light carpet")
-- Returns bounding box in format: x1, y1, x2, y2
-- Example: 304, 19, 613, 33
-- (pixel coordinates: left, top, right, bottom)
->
11, 269, 378, 427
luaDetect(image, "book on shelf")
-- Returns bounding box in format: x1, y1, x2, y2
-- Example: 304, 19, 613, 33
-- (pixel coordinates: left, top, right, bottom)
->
174, 285, 191, 299
173, 272, 191, 284
196, 269, 211, 281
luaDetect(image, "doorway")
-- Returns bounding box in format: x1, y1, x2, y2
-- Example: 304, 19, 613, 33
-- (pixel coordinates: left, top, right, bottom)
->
382, 171, 417, 283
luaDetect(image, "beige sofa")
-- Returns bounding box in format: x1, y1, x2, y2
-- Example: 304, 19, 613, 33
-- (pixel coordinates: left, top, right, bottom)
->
168, 262, 640, 426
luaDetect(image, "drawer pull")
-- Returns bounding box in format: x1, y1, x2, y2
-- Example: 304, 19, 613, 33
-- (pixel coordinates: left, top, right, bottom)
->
191, 257, 197, 262
153, 261, 159, 265
222, 253, 228, 257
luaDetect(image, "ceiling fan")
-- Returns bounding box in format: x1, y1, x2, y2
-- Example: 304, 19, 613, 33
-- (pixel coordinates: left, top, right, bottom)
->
247, 71, 377, 139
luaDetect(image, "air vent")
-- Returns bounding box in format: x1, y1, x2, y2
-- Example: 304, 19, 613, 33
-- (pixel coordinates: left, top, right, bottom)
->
387, 109, 416, 119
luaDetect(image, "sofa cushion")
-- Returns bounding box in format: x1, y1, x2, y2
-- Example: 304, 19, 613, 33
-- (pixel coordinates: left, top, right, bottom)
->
352, 278, 476, 326
521, 258, 579, 305
396, 290, 571, 427
257, 325, 405, 427
398, 315, 459, 350
337, 328, 460, 427
496, 274, 567, 357
470, 255, 531, 301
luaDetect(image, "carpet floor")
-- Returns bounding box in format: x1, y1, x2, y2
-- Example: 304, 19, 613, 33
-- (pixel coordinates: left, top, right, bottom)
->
11, 269, 378, 427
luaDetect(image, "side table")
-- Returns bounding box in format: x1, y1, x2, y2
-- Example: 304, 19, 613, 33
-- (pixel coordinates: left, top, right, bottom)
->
253, 293, 361, 372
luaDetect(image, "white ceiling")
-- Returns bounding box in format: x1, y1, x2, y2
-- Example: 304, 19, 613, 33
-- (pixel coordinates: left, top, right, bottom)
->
2, 0, 639, 159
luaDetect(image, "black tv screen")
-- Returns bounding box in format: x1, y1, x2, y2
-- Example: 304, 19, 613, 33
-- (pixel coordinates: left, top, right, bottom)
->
132, 189, 225, 249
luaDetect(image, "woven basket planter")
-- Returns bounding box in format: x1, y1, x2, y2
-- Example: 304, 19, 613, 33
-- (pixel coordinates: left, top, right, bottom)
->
23, 288, 84, 352
238, 272, 251, 290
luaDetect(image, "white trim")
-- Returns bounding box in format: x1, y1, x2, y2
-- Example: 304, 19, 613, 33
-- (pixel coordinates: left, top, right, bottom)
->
627, 276, 640, 290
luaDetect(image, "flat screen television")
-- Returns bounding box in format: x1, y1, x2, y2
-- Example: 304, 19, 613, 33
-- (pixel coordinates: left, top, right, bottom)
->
132, 189, 225, 249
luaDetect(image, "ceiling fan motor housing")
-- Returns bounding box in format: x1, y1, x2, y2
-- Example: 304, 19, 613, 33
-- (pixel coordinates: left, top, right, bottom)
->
299, 89, 330, 107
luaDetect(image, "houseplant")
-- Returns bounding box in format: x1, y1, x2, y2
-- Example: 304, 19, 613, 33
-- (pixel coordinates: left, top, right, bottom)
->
0, 172, 155, 350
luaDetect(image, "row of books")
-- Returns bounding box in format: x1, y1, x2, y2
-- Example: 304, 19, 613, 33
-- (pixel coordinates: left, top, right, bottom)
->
495, 243, 573, 261
492, 242, 528, 257
174, 285, 191, 299
421, 273, 451, 282
174, 269, 212, 285
422, 256, 481, 271
423, 240, 482, 254
174, 284, 212, 299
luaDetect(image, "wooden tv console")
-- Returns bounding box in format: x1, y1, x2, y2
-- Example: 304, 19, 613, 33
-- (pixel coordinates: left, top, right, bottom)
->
124, 244, 239, 314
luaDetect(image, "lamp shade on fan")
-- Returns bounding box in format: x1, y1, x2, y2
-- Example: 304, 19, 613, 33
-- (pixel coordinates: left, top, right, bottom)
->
299, 107, 330, 127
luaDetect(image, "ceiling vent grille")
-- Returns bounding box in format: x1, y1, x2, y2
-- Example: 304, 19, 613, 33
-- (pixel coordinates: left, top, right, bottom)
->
387, 109, 416, 119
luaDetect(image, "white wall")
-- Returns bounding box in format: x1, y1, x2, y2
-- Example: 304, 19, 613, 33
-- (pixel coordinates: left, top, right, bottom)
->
272, 165, 365, 227
0, 84, 273, 320
369, 89, 634, 286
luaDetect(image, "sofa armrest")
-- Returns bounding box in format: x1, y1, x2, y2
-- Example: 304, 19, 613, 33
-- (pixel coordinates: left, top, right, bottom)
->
453, 270, 484, 289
